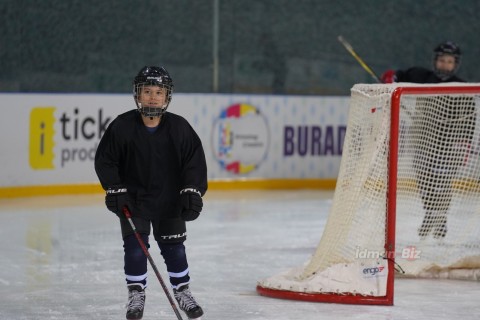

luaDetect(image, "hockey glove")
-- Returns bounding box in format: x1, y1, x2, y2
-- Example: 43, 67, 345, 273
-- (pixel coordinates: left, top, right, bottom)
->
105, 185, 130, 218
381, 69, 397, 83
180, 188, 203, 221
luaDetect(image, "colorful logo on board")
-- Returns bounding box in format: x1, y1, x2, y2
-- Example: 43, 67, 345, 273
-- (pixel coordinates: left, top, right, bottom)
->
212, 103, 269, 175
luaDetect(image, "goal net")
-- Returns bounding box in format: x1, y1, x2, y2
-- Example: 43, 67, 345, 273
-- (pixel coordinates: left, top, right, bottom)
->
257, 83, 480, 305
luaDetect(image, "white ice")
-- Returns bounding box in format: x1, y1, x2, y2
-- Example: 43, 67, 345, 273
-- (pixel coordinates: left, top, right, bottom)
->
0, 190, 479, 320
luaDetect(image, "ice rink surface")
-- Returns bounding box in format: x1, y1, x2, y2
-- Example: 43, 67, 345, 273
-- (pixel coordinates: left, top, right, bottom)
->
1, 190, 479, 320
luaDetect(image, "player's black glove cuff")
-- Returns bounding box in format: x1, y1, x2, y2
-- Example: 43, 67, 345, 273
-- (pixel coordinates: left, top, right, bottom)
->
105, 185, 130, 218
180, 188, 203, 221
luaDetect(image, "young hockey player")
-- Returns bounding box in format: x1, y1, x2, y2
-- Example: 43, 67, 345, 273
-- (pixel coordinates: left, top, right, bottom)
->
95, 66, 207, 320
382, 41, 476, 239
381, 41, 464, 83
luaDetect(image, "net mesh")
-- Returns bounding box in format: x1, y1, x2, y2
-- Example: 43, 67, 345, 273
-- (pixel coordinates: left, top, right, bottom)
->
258, 83, 480, 298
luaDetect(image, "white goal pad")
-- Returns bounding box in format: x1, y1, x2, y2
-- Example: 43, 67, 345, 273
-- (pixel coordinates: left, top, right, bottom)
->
257, 83, 480, 305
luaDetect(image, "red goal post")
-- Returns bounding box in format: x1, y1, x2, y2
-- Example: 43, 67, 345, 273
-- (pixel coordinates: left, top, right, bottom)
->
257, 83, 480, 306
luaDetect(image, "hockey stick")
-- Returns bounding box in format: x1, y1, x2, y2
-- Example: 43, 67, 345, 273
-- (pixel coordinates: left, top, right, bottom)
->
337, 35, 381, 83
123, 206, 185, 320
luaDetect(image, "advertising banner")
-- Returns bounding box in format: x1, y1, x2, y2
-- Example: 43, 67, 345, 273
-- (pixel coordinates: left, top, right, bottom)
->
0, 93, 350, 188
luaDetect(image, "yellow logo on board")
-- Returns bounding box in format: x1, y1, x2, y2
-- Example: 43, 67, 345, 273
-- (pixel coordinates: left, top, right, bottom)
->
29, 107, 56, 169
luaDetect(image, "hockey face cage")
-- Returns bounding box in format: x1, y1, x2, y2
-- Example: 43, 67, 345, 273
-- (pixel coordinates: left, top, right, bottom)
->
133, 66, 174, 118
433, 41, 462, 80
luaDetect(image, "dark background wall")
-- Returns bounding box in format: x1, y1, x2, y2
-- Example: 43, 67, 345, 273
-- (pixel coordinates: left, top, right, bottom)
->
1, 0, 479, 95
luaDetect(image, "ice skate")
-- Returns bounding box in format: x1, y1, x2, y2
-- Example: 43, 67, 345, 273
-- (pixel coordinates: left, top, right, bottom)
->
418, 219, 433, 239
126, 284, 146, 320
433, 221, 447, 239
174, 284, 203, 319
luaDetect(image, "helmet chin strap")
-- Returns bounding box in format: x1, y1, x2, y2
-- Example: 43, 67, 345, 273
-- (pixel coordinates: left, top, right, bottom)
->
434, 69, 453, 81
136, 101, 168, 118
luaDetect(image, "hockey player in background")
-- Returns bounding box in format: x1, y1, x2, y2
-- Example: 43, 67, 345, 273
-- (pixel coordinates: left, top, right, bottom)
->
381, 41, 464, 83
382, 42, 476, 239
95, 66, 207, 320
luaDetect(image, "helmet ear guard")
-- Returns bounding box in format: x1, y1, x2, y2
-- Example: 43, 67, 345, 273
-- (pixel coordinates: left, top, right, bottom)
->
133, 66, 174, 117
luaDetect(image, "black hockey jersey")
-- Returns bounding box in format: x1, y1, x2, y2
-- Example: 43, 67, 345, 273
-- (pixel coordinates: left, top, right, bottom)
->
95, 110, 208, 219
395, 67, 464, 83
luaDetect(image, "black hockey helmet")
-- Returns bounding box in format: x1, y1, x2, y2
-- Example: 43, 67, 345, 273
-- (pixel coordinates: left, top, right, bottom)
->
433, 41, 461, 80
133, 66, 174, 117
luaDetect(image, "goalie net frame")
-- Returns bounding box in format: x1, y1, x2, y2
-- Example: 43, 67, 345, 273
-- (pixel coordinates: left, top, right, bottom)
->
257, 83, 480, 306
